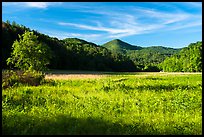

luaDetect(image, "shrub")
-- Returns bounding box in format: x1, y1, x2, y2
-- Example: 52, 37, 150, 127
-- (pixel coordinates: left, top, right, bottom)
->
2, 70, 45, 89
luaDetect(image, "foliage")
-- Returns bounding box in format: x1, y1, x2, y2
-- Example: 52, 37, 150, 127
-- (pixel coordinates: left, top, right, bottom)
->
61, 38, 137, 71
2, 70, 45, 89
160, 41, 202, 72
2, 21, 202, 72
2, 21, 30, 69
127, 46, 181, 70
6, 31, 51, 71
102, 39, 143, 53
101, 39, 181, 71
2, 21, 136, 72
2, 72, 202, 135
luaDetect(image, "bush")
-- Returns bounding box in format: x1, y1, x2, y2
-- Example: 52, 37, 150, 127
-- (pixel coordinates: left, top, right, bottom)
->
2, 70, 45, 89
143, 65, 161, 72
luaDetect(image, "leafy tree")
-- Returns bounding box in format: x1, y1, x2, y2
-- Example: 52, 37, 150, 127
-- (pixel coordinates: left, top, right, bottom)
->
160, 41, 202, 72
7, 31, 51, 71
3, 21, 201, 72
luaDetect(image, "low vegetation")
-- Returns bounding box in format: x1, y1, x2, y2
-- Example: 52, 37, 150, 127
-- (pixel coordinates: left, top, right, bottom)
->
2, 72, 202, 135
1, 21, 202, 135
2, 70, 45, 89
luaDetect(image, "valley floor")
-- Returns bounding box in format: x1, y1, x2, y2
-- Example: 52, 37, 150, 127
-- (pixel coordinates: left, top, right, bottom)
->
2, 71, 202, 135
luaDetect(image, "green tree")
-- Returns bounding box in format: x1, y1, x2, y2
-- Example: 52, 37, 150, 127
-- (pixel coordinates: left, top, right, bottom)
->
160, 41, 202, 72
7, 31, 51, 71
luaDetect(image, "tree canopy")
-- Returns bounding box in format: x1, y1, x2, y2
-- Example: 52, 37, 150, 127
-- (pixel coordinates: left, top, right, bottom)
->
7, 31, 51, 71
2, 21, 202, 72
159, 41, 202, 72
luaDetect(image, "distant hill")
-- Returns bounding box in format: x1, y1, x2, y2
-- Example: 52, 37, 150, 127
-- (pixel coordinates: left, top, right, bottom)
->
139, 46, 180, 54
101, 39, 143, 53
3, 20, 201, 72
127, 46, 181, 70
63, 38, 98, 46
160, 41, 202, 72
63, 38, 89, 44
2, 21, 136, 72
101, 39, 181, 70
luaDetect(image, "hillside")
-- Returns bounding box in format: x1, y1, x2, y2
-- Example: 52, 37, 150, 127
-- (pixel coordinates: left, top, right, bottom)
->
127, 46, 181, 69
63, 38, 98, 46
101, 39, 181, 70
2, 21, 136, 72
2, 21, 201, 72
101, 39, 143, 53
160, 41, 202, 72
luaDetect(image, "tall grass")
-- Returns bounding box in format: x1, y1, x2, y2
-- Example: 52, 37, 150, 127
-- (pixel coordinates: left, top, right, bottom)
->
2, 73, 202, 135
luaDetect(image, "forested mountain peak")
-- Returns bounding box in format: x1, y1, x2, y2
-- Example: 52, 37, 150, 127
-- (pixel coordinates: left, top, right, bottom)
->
63, 38, 88, 44
2, 21, 201, 72
2, 21, 136, 71
101, 39, 143, 53
63, 38, 99, 47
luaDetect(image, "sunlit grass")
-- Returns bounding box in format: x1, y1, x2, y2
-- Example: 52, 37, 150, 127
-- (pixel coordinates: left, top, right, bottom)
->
2, 72, 202, 135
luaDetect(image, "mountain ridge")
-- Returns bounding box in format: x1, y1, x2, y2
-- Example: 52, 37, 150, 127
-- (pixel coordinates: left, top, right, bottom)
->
101, 39, 143, 53
2, 20, 201, 72
101, 39, 180, 53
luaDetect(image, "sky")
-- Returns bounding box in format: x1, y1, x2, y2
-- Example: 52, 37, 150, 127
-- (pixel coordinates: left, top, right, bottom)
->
2, 2, 202, 48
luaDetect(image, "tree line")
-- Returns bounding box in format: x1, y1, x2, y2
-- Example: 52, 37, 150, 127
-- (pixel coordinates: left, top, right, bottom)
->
101, 39, 182, 71
159, 41, 202, 72
2, 21, 136, 72
2, 21, 202, 72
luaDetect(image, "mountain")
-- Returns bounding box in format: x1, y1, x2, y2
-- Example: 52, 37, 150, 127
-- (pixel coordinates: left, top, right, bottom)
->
101, 39, 143, 53
101, 39, 181, 70
63, 38, 98, 46
3, 20, 200, 72
2, 21, 136, 72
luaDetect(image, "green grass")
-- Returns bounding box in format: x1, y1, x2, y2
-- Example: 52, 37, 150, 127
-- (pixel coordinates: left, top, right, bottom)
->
2, 72, 202, 135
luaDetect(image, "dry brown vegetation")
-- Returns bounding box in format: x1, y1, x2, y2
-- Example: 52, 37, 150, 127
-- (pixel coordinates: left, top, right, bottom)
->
45, 74, 108, 80
45, 71, 202, 80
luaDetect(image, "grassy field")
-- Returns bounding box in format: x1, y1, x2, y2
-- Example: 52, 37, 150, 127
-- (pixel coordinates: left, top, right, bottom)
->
2, 72, 202, 135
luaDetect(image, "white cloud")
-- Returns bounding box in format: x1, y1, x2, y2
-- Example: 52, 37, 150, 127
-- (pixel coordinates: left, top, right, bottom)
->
58, 20, 166, 40
3, 2, 63, 9
24, 2, 50, 9
58, 22, 133, 34
167, 21, 202, 31
6, 2, 199, 41
58, 4, 199, 40
57, 7, 201, 39
133, 8, 191, 25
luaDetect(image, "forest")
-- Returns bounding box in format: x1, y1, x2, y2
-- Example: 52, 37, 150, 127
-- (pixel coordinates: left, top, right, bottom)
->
159, 41, 202, 72
2, 21, 202, 135
2, 21, 202, 72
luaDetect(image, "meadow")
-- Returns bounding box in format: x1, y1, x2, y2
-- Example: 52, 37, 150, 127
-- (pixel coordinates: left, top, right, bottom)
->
2, 72, 202, 135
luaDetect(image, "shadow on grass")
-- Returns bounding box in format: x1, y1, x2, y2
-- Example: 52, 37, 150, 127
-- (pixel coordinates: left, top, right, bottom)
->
101, 83, 198, 93
144, 77, 164, 80
44, 69, 145, 76
136, 84, 198, 92
2, 113, 198, 135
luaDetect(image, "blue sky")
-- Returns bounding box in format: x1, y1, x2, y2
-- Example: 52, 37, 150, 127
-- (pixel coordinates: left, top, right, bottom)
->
2, 2, 202, 48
